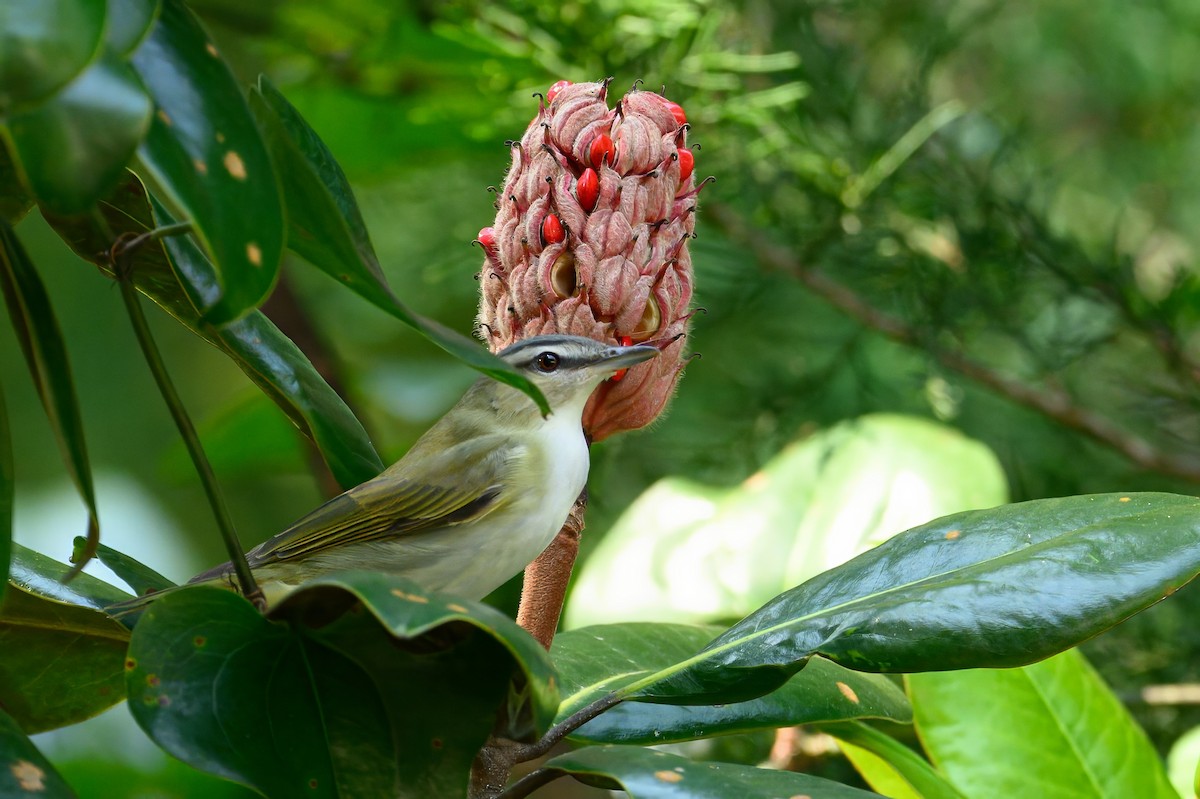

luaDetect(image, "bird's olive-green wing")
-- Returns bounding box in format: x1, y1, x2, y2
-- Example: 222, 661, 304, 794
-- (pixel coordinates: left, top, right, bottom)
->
244, 434, 521, 566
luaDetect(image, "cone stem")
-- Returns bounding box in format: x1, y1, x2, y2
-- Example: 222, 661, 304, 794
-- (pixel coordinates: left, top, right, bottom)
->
516, 492, 587, 648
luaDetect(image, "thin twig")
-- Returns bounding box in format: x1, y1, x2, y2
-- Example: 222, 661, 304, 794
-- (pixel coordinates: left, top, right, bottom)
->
517, 692, 623, 763
706, 202, 1200, 484
109, 231, 264, 607
494, 767, 563, 799
469, 692, 624, 798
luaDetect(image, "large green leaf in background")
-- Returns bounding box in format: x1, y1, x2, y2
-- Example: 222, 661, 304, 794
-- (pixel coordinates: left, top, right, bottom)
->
540, 745, 886, 798
131, 0, 283, 325
5, 54, 151, 215
618, 493, 1200, 705
0, 708, 76, 798
0, 220, 100, 574
552, 622, 910, 745
126, 573, 556, 799
43, 174, 384, 489
0, 0, 104, 113
247, 76, 548, 414
907, 648, 1177, 799
1, 545, 131, 734
568, 414, 1007, 627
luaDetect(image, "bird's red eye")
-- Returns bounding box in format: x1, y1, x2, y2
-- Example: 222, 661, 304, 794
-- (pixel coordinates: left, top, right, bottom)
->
534, 352, 560, 373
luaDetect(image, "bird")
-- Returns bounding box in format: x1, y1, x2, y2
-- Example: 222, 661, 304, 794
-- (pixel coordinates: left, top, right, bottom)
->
110, 334, 658, 614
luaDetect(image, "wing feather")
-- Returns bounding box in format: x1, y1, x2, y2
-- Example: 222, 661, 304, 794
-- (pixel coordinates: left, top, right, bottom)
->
243, 434, 521, 567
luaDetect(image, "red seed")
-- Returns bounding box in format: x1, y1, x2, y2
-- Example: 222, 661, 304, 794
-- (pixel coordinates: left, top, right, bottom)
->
589, 134, 616, 169
611, 335, 635, 382
576, 168, 599, 212
540, 214, 564, 245
665, 101, 687, 127
547, 80, 571, 104
477, 226, 496, 250
677, 148, 694, 182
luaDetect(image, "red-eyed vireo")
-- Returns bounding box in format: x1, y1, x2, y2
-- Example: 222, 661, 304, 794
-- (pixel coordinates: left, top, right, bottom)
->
112, 335, 657, 612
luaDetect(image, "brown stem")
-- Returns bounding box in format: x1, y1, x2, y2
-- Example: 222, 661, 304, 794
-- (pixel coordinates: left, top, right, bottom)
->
516, 492, 587, 649
706, 202, 1200, 484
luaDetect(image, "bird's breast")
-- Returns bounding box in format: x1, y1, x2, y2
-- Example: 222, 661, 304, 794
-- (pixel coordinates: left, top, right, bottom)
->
528, 408, 590, 533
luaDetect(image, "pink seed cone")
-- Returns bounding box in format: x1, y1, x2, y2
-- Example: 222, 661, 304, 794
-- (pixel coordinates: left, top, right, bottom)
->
476, 79, 704, 441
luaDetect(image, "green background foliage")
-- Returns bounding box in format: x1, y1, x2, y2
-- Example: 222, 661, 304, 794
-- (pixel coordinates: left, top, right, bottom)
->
4, 0, 1200, 796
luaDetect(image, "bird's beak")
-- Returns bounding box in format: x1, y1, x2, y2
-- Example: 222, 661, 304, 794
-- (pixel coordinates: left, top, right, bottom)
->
594, 343, 660, 372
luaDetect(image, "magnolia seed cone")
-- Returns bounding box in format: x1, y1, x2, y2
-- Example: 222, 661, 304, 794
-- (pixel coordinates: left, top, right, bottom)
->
476, 79, 704, 441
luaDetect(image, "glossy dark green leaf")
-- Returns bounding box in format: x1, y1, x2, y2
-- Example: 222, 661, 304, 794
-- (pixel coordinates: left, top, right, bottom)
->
43, 174, 383, 488
107, 0, 161, 56
73, 537, 176, 597
5, 54, 152, 215
907, 649, 1176, 799
127, 573, 556, 798
625, 493, 1200, 704
247, 77, 548, 413
552, 623, 909, 745
0, 142, 33, 224
127, 588, 339, 798
540, 745, 886, 798
1, 545, 131, 733
131, 0, 283, 324
273, 572, 558, 736
569, 414, 1007, 627
0, 220, 100, 574
0, 0, 105, 113
824, 722, 965, 799
7, 544, 132, 610
0, 708, 77, 798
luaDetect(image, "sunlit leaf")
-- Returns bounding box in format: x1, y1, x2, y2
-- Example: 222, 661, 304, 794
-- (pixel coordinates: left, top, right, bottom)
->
5, 54, 152, 215
0, 0, 105, 113
131, 0, 283, 324
824, 721, 966, 799
623, 493, 1200, 705
127, 572, 555, 798
907, 649, 1177, 799
247, 76, 548, 413
0, 220, 100, 574
0, 708, 77, 797
552, 623, 910, 745
1166, 724, 1200, 799
1, 545, 131, 733
43, 174, 383, 489
541, 745, 886, 797
569, 414, 1008, 627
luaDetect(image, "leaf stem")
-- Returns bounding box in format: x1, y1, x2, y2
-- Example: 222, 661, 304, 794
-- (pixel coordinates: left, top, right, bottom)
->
109, 230, 263, 607
521, 691, 624, 761
494, 767, 562, 799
